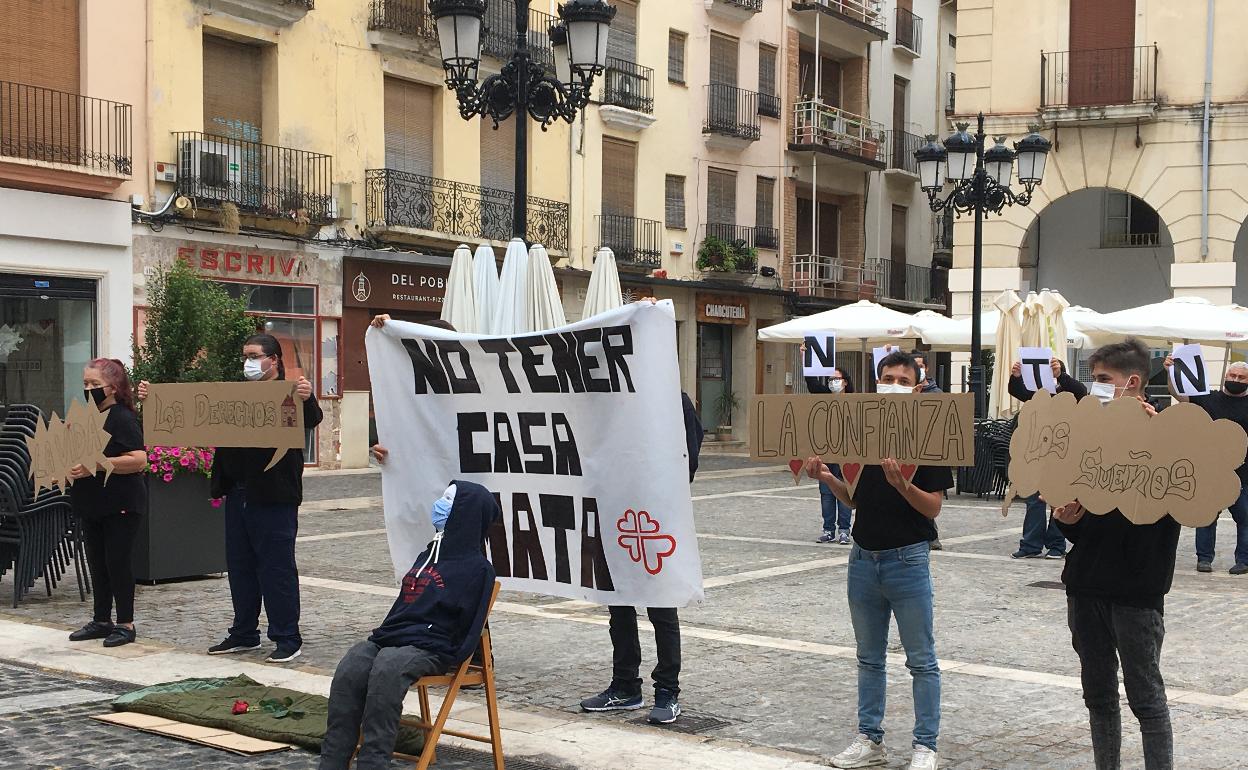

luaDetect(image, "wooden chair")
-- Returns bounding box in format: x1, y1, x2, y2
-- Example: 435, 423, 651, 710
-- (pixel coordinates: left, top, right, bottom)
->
389, 580, 504, 770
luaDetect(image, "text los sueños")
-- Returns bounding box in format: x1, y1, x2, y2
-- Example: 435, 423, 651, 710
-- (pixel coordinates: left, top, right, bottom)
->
409, 326, 641, 593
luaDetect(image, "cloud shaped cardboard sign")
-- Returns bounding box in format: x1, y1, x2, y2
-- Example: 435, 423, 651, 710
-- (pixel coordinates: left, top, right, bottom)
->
1008, 390, 1247, 527
142, 381, 305, 471
26, 399, 115, 493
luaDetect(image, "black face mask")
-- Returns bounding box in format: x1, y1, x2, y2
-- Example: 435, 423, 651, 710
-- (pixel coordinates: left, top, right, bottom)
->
1224, 380, 1248, 396
84, 387, 108, 407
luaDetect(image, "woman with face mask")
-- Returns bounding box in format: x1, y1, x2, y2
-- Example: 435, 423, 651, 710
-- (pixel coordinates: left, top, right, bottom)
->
797, 352, 857, 544
67, 359, 149, 648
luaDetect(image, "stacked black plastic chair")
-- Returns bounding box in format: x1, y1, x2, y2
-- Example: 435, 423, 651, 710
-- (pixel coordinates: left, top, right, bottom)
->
957, 418, 1016, 499
0, 404, 87, 607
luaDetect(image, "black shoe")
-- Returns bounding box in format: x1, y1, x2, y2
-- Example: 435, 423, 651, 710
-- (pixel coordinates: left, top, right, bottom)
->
816, 530, 836, 543
930, 538, 943, 551
1197, 561, 1213, 574
1011, 549, 1042, 559
207, 637, 262, 655
69, 621, 113, 642
266, 644, 302, 663
648, 688, 681, 724
580, 686, 644, 712
1231, 563, 1248, 575
1044, 550, 1066, 560
103, 626, 136, 648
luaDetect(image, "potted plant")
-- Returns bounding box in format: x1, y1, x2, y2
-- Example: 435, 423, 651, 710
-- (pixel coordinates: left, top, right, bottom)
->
130, 258, 260, 582
714, 389, 741, 441
697, 236, 757, 284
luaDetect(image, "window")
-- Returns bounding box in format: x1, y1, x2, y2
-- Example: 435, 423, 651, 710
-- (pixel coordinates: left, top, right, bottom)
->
601, 137, 637, 217
758, 44, 777, 97
668, 30, 686, 83
1102, 191, 1160, 247
755, 177, 774, 228
799, 49, 841, 106
480, 118, 516, 194
949, 34, 957, 49
203, 35, 263, 140
608, 0, 637, 63
709, 33, 739, 87
707, 168, 736, 227
665, 174, 686, 229
383, 77, 436, 176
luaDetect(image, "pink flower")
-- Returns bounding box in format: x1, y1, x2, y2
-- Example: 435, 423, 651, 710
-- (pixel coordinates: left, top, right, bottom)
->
210, 498, 223, 508
162, 472, 173, 482
171, 448, 182, 457
179, 456, 191, 467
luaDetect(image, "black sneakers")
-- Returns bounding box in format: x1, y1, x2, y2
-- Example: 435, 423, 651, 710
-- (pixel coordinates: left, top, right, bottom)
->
207, 637, 262, 655
266, 644, 303, 663
580, 686, 644, 712
68, 621, 113, 642
103, 626, 137, 648
648, 689, 681, 724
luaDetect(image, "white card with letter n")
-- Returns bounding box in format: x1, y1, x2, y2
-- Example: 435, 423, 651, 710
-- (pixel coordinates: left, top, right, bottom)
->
803, 333, 837, 377
1170, 343, 1210, 396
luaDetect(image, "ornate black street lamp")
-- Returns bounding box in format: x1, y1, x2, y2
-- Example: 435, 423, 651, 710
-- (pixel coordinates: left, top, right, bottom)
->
915, 112, 1052, 418
430, 0, 615, 241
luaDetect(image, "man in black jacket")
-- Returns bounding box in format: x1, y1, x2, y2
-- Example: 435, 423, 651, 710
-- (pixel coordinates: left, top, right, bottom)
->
1007, 358, 1086, 559
319, 481, 499, 770
580, 391, 703, 725
1053, 338, 1177, 770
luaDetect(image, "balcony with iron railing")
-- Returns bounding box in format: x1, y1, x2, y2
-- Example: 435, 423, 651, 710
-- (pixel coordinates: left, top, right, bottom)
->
894, 6, 922, 56
708, 0, 763, 22
368, 0, 554, 69
758, 92, 782, 119
597, 214, 663, 270
366, 168, 569, 251
1040, 45, 1158, 122
945, 71, 956, 116
868, 258, 943, 306
790, 0, 887, 42
369, 0, 435, 39
200, 0, 312, 26
789, 101, 885, 168
790, 254, 887, 302
174, 131, 334, 222
706, 222, 779, 251
601, 58, 654, 114
704, 85, 762, 146
1, 80, 133, 195
933, 210, 954, 254
885, 129, 922, 178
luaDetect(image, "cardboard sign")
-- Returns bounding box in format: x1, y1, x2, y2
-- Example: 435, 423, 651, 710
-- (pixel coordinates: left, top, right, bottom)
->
872, 345, 900, 379
1169, 344, 1209, 397
751, 393, 974, 496
803, 334, 837, 377
1007, 390, 1247, 526
26, 399, 115, 493
143, 381, 305, 471
1019, 347, 1058, 393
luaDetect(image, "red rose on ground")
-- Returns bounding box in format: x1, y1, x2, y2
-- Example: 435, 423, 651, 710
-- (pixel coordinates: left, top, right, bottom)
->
232, 700, 249, 715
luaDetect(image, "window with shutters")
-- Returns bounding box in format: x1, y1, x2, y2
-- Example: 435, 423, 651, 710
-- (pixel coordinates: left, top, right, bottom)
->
607, 0, 637, 63
1101, 191, 1160, 247
1068, 0, 1136, 106
707, 168, 736, 226
668, 31, 686, 83
798, 50, 841, 106
665, 174, 686, 229
709, 34, 738, 86
0, 0, 79, 92
755, 177, 774, 229
383, 77, 435, 177
758, 45, 777, 96
480, 120, 516, 194
203, 36, 263, 141
601, 137, 637, 217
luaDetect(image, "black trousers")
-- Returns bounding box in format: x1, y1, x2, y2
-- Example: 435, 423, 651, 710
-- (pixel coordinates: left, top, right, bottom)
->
81, 513, 141, 625
224, 488, 302, 647
608, 606, 681, 696
1068, 595, 1173, 770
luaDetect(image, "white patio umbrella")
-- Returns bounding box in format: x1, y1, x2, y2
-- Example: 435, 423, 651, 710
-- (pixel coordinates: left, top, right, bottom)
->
492, 238, 531, 335
915, 306, 1096, 352
988, 289, 1024, 418
526, 243, 567, 331
471, 244, 501, 336
1077, 296, 1248, 347
1020, 291, 1045, 348
582, 247, 623, 319
1040, 290, 1071, 355
440, 244, 477, 333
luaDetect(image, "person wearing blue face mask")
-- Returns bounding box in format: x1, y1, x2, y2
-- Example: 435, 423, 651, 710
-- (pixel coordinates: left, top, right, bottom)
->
319, 482, 500, 770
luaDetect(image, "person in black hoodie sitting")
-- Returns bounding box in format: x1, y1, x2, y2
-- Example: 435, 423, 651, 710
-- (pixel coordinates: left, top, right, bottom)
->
319, 481, 499, 770
1052, 338, 1177, 770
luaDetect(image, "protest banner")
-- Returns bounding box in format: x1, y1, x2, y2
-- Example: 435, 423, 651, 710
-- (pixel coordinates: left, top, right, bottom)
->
1008, 390, 1247, 526
365, 301, 704, 608
803, 333, 837, 378
26, 399, 114, 493
751, 392, 975, 496
1169, 343, 1209, 397
142, 381, 305, 471
1018, 347, 1058, 393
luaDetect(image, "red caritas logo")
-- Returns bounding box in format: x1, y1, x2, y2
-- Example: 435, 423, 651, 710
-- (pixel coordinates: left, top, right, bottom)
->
616, 509, 676, 575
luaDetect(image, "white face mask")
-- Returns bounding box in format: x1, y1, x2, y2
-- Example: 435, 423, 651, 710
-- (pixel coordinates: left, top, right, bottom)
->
243, 357, 267, 381
877, 383, 914, 395
1088, 382, 1114, 403
830, 379, 845, 393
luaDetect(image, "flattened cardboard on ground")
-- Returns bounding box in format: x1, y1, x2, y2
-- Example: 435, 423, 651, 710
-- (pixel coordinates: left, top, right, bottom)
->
26, 399, 114, 494
92, 712, 294, 755
143, 381, 305, 471
1007, 390, 1248, 527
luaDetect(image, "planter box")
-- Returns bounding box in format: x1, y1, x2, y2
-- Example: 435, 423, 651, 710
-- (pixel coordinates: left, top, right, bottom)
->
133, 474, 226, 582
699, 269, 753, 285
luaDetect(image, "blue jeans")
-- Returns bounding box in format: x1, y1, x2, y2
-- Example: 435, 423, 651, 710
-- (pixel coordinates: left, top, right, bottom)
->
847, 542, 940, 752
1195, 483, 1248, 566
819, 464, 852, 533
224, 487, 302, 647
1019, 493, 1066, 555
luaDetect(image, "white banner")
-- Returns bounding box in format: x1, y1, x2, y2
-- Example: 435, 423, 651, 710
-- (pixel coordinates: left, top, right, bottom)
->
366, 301, 704, 608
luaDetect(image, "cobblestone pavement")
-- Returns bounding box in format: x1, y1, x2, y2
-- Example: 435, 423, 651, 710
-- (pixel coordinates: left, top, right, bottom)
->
3, 457, 1248, 769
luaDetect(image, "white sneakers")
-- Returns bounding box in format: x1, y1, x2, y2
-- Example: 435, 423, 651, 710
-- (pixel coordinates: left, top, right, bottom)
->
828, 736, 938, 770
830, 735, 888, 768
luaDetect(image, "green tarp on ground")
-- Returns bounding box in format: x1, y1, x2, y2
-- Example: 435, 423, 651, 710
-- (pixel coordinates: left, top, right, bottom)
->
112, 675, 425, 755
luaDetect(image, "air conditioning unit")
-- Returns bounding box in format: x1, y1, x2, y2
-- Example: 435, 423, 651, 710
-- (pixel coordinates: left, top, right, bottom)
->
179, 137, 242, 202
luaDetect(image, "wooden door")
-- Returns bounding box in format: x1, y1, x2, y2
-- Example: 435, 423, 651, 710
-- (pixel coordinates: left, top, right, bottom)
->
890, 205, 908, 300
892, 77, 908, 166
1068, 0, 1135, 106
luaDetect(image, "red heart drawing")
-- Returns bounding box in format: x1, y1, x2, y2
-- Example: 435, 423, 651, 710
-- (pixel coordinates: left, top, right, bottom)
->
616, 509, 661, 536
841, 463, 862, 487
788, 459, 804, 484
899, 464, 918, 483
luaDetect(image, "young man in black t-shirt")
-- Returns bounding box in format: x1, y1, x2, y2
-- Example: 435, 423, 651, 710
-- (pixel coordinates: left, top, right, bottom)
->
804, 350, 953, 770
1163, 357, 1248, 574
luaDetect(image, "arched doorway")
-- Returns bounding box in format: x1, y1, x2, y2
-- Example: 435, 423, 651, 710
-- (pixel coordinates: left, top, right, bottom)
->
1234, 218, 1248, 308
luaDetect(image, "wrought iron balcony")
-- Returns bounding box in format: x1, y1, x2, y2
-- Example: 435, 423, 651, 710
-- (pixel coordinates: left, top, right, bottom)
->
704, 85, 761, 143
721, 0, 762, 11
365, 168, 569, 251
1, 81, 132, 176
790, 101, 885, 166
1041, 45, 1158, 111
706, 223, 779, 251
894, 6, 922, 55
707, 0, 763, 22
367, 0, 554, 69
597, 214, 663, 269
932, 210, 954, 254
790, 0, 888, 39
790, 254, 887, 301
886, 129, 922, 175
602, 58, 654, 114
945, 71, 956, 116
758, 92, 781, 119
369, 0, 435, 38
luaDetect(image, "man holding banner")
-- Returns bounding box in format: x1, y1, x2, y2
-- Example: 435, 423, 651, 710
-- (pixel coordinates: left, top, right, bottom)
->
1164, 356, 1248, 575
